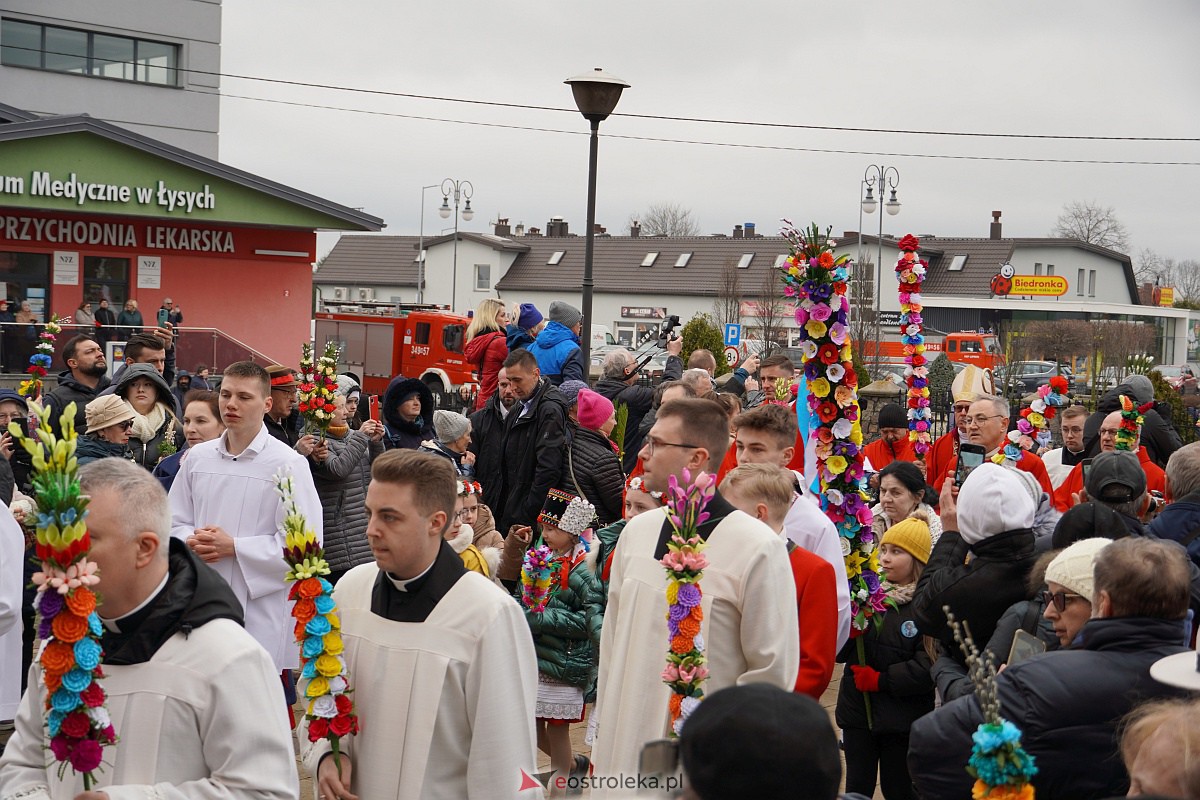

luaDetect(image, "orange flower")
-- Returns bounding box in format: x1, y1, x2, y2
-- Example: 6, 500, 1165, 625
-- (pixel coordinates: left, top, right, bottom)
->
297, 578, 323, 599
691, 606, 704, 621
671, 635, 694, 655
65, 587, 97, 617
293, 599, 317, 623
678, 617, 701, 638
818, 252, 834, 268
668, 694, 682, 716
294, 620, 307, 640
40, 641, 75, 676
44, 671, 62, 694
51, 611, 89, 644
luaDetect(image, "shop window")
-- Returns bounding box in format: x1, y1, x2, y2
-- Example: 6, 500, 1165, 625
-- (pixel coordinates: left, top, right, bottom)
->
83, 257, 130, 307
474, 264, 490, 291
1, 18, 180, 86
0, 250, 50, 309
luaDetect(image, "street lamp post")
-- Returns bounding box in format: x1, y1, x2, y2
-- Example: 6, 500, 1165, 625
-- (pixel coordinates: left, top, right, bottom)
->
438, 178, 474, 313
565, 67, 629, 372
416, 183, 438, 305
859, 165, 901, 359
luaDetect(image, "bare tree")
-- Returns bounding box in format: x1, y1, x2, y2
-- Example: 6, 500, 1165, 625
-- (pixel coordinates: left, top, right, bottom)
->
749, 266, 787, 353
1136, 248, 1166, 285
628, 203, 701, 237
1052, 200, 1130, 253
848, 255, 882, 372
713, 257, 744, 326
1173, 259, 1200, 304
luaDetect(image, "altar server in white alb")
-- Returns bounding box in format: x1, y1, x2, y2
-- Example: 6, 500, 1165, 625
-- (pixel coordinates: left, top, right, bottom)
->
591, 397, 800, 783
0, 459, 298, 800
303, 450, 540, 800
169, 360, 322, 671
0, 502, 22, 734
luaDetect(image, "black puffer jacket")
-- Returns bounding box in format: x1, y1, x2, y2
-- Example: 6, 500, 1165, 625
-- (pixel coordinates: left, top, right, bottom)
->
910, 528, 1039, 665
909, 616, 1190, 800
593, 354, 682, 472
1083, 382, 1182, 467
381, 376, 434, 450
495, 379, 567, 533
45, 370, 110, 437
564, 424, 625, 527
311, 428, 382, 573
835, 596, 934, 735
469, 391, 510, 512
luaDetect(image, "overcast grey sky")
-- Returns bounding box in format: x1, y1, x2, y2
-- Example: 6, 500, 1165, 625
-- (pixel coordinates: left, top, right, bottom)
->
217, 1, 1199, 263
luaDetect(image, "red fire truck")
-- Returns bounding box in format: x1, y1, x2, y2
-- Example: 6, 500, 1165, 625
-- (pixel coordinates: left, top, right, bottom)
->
315, 302, 475, 396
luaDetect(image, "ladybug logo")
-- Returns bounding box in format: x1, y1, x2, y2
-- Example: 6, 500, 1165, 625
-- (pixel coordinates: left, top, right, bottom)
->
990, 262, 1016, 296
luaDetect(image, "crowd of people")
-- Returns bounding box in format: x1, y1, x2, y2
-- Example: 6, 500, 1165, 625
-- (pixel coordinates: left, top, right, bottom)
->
1, 300, 1200, 800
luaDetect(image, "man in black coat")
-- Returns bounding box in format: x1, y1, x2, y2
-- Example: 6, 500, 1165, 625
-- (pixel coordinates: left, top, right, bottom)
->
469, 366, 517, 512
909, 536, 1192, 800
494, 348, 567, 535
1083, 375, 1182, 468
593, 336, 682, 472
44, 334, 110, 437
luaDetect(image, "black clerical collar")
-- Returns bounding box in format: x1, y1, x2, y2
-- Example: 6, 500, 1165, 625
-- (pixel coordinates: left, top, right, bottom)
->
371, 541, 467, 623
654, 488, 738, 560
101, 571, 170, 634
1062, 448, 1086, 467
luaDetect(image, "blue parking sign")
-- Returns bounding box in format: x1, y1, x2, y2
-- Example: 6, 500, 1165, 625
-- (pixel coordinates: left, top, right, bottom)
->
724, 323, 741, 346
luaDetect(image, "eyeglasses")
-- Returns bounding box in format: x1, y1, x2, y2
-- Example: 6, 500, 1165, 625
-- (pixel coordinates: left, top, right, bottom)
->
1098, 427, 1120, 438
117, 420, 135, 431
1039, 589, 1083, 612
962, 414, 1003, 426
643, 436, 699, 456
953, 405, 973, 414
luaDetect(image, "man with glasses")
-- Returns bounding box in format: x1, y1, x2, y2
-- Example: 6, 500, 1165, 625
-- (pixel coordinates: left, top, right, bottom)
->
926, 364, 991, 493
1041, 404, 1088, 489
263, 363, 318, 456
911, 537, 1192, 799
945, 395, 1053, 494
1052, 408, 1165, 513
592, 397, 798, 785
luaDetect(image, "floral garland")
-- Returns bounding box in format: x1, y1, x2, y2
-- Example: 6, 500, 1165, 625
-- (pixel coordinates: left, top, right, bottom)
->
275, 470, 359, 772
946, 607, 1037, 799
298, 341, 341, 438
895, 235, 931, 461
519, 544, 555, 612
16, 401, 115, 787
1115, 394, 1146, 452
778, 221, 883, 630
1013, 377, 1070, 454
661, 469, 713, 736
20, 316, 64, 399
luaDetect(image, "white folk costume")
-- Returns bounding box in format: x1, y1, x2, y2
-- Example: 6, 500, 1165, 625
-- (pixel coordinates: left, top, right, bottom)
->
0, 539, 298, 800
168, 424, 322, 670
0, 505, 21, 722
300, 542, 540, 800
591, 492, 799, 782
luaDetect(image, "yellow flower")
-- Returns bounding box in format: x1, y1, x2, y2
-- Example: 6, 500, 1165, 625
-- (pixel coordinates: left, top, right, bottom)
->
826, 455, 848, 475
323, 632, 344, 655
850, 425, 864, 446
1026, 412, 1045, 428
845, 551, 867, 578
810, 378, 831, 398
805, 319, 828, 339
306, 676, 330, 697
840, 344, 853, 361
666, 580, 679, 605
315, 654, 343, 677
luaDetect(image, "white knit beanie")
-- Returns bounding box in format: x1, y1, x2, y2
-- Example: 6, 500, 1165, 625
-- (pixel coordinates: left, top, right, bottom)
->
957, 463, 1037, 545
1045, 537, 1111, 603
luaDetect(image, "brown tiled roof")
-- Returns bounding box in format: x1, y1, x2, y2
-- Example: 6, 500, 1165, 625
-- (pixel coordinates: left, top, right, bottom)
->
316, 235, 421, 287
495, 235, 791, 296
918, 238, 1016, 296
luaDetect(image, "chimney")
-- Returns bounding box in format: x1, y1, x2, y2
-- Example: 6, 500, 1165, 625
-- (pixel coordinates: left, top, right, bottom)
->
527, 226, 541, 237
494, 217, 511, 237
745, 222, 756, 238
631, 220, 641, 237
514, 222, 525, 237
990, 210, 1003, 240
593, 223, 606, 235
547, 216, 569, 237
843, 231, 858, 238
733, 224, 744, 239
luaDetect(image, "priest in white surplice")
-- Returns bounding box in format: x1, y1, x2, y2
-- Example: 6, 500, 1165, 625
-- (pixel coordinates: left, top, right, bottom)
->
302, 450, 540, 800
168, 361, 322, 671
592, 397, 800, 782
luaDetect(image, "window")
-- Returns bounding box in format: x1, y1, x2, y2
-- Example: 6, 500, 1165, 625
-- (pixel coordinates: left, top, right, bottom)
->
1088, 270, 1097, 297
1, 19, 180, 85
1047, 263, 1055, 276
414, 322, 431, 345
674, 253, 692, 268
83, 256, 129, 306
1034, 262, 1042, 276
737, 253, 754, 269
948, 340, 958, 353
442, 324, 465, 354
474, 264, 490, 291
947, 255, 967, 272
1077, 269, 1085, 296
547, 251, 564, 266
641, 252, 659, 267
773, 254, 788, 268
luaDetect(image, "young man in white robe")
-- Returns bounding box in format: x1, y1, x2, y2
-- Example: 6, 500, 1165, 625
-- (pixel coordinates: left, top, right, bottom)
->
0, 459, 298, 799
304, 449, 540, 800
591, 397, 799, 785
168, 360, 322, 674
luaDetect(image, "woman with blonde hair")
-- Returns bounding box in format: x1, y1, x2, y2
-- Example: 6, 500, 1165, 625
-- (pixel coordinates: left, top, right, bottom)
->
463, 297, 509, 411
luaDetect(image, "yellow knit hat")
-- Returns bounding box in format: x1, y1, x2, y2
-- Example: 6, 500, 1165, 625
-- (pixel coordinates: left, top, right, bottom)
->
881, 513, 932, 564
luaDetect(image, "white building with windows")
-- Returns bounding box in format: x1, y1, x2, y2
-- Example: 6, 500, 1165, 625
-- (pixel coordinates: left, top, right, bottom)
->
0, 0, 220, 157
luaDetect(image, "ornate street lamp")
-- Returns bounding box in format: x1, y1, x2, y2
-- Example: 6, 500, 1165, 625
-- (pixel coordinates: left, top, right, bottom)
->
439, 178, 474, 312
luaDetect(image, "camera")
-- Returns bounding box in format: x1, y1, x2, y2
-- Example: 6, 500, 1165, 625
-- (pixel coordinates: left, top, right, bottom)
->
658, 314, 681, 344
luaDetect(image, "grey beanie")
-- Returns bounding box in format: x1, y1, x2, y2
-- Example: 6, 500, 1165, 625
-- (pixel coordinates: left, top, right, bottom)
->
548, 300, 583, 329
1125, 374, 1154, 404
335, 375, 360, 398
558, 379, 589, 406
433, 410, 470, 443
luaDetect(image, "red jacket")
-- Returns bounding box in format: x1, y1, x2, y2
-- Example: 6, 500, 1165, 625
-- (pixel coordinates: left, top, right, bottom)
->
789, 542, 838, 699
1052, 447, 1166, 512
926, 430, 959, 493
937, 448, 1053, 495
464, 331, 508, 411
863, 436, 916, 472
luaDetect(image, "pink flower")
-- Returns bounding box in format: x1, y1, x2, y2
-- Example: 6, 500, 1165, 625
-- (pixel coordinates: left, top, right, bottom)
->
794, 306, 809, 325
809, 303, 832, 322
662, 664, 680, 682
69, 739, 103, 772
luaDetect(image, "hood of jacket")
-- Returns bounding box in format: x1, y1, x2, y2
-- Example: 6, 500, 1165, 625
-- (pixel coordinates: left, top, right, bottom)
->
382, 375, 434, 431
463, 330, 504, 364
505, 324, 535, 352
115, 362, 174, 408
533, 320, 578, 350
54, 368, 110, 396
103, 537, 245, 665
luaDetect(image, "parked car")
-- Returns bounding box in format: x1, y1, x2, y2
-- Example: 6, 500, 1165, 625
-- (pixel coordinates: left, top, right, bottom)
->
1154, 364, 1198, 394
588, 343, 633, 379
998, 361, 1074, 394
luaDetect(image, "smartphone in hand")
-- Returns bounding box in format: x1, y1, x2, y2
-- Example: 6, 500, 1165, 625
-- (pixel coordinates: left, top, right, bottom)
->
368, 395, 381, 422
157, 308, 169, 327
955, 443, 987, 485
